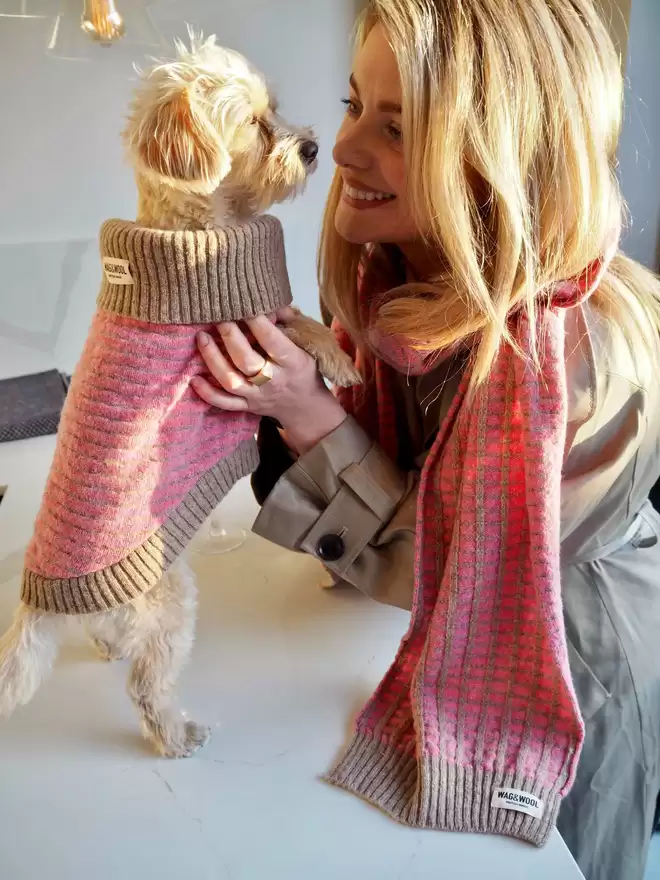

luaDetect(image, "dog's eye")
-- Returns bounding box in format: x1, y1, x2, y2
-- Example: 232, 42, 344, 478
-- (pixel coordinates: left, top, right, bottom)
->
251, 116, 271, 137
252, 117, 272, 139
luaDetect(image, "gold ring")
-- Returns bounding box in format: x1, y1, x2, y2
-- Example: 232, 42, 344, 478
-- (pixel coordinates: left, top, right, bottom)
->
246, 358, 275, 387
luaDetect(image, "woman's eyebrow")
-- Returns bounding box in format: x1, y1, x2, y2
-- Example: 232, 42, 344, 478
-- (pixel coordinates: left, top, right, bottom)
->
378, 99, 402, 114
348, 74, 401, 114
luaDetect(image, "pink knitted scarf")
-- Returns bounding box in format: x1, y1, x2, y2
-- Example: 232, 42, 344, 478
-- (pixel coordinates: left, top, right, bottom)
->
328, 259, 606, 845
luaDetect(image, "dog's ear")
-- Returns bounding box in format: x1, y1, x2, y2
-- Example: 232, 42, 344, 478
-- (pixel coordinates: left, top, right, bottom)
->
131, 85, 231, 193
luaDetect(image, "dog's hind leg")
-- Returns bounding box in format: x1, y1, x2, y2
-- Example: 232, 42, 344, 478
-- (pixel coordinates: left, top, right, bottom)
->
123, 559, 210, 758
0, 605, 61, 716
86, 614, 129, 662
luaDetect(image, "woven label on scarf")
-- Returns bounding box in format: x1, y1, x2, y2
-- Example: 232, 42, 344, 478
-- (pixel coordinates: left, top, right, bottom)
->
491, 788, 544, 819
102, 257, 133, 285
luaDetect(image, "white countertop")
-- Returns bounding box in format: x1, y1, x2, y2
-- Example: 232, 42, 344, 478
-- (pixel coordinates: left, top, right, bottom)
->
0, 434, 584, 880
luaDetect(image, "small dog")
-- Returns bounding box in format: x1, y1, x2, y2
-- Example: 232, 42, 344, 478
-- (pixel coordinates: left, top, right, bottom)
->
0, 32, 359, 758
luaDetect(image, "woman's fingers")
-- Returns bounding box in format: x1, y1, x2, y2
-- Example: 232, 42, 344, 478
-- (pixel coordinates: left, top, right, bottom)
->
245, 314, 301, 365
190, 376, 250, 411
217, 322, 268, 377
196, 331, 251, 395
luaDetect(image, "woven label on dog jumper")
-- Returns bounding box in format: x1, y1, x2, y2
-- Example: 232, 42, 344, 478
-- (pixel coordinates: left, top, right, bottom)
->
102, 257, 134, 285
491, 788, 544, 819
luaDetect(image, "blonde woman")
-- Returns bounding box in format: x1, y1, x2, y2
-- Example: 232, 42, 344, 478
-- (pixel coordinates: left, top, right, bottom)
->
192, 2, 660, 878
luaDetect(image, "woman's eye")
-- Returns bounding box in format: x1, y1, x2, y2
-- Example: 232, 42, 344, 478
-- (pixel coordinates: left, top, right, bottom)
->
386, 123, 402, 143
341, 97, 359, 116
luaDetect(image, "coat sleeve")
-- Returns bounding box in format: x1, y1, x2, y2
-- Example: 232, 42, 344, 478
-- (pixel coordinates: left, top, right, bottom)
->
251, 414, 419, 611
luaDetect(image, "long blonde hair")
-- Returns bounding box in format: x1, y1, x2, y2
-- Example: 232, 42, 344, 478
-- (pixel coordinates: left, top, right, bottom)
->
319, 0, 660, 385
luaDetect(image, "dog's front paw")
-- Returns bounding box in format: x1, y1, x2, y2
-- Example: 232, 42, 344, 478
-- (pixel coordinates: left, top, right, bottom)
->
155, 720, 211, 759
320, 348, 362, 388
281, 313, 362, 388
319, 568, 336, 589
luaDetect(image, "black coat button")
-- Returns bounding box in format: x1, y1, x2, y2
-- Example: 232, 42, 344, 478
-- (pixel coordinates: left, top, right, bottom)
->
316, 533, 345, 562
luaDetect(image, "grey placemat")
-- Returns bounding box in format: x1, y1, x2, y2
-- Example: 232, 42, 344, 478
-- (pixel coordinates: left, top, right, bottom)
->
0, 370, 70, 443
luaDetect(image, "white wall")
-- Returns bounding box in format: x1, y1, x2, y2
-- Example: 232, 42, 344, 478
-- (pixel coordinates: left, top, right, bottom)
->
0, 0, 357, 379
617, 0, 660, 269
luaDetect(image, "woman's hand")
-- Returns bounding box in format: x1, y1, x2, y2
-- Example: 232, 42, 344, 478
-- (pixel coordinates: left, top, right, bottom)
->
191, 314, 347, 456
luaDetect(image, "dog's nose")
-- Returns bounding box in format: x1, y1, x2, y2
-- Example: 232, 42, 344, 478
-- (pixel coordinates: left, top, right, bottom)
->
300, 140, 319, 164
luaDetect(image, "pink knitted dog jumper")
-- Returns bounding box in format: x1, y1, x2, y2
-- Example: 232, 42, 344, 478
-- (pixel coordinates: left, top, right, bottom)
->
326, 258, 608, 845
22, 216, 292, 615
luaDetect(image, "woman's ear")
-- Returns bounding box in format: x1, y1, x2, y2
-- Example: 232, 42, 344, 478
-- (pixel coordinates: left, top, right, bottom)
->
128, 85, 231, 193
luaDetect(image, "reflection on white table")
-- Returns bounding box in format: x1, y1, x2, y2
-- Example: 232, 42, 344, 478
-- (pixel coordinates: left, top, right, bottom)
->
0, 435, 585, 880
192, 516, 249, 555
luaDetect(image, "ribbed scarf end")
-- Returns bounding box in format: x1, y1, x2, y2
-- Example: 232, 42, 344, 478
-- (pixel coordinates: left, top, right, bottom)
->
325, 732, 562, 847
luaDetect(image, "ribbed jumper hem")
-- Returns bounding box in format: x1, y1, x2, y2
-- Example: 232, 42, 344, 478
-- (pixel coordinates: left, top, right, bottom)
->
326, 732, 561, 847
21, 437, 258, 614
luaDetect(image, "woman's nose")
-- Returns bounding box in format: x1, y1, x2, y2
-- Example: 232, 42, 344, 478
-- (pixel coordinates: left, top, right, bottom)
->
333, 126, 371, 171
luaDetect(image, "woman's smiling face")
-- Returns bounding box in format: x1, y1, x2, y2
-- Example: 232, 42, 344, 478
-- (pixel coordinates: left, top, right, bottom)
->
332, 23, 419, 247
